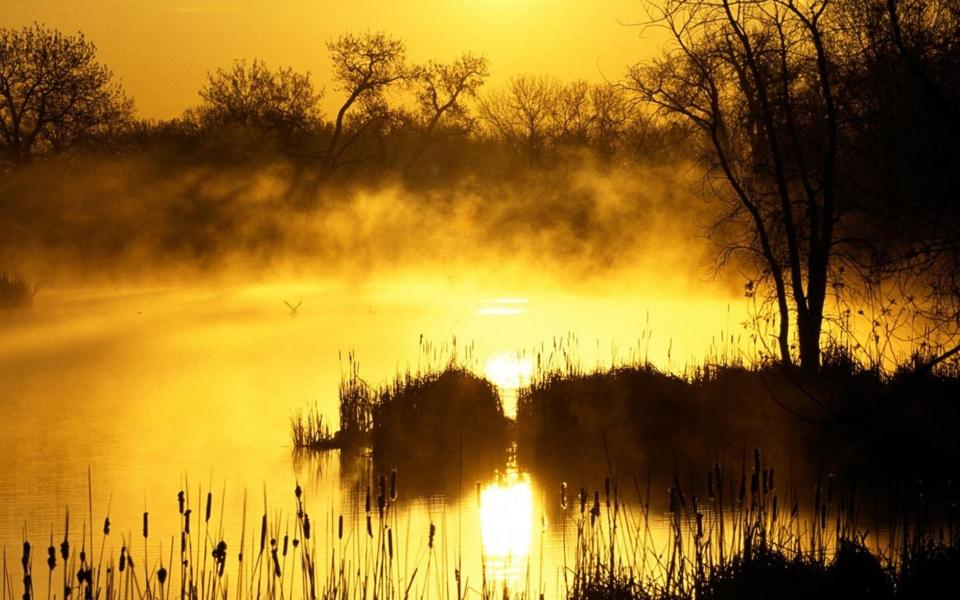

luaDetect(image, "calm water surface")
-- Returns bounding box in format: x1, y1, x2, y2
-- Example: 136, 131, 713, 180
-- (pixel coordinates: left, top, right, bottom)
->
0, 276, 740, 596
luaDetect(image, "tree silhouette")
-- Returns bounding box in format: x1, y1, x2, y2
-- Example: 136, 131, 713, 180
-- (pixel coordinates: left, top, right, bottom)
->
0, 24, 132, 164
324, 31, 414, 172
628, 0, 844, 372
198, 59, 322, 137
407, 52, 489, 169
480, 75, 561, 166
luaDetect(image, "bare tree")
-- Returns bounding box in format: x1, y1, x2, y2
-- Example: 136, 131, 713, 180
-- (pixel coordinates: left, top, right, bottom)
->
407, 52, 489, 168
0, 24, 132, 164
554, 80, 593, 147
198, 59, 322, 135
628, 0, 843, 372
480, 75, 560, 166
324, 31, 414, 171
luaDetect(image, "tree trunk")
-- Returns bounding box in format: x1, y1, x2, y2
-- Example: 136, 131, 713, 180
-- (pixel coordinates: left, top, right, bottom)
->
797, 311, 822, 375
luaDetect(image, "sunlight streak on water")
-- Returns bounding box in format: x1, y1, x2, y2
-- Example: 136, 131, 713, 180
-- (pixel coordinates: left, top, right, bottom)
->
479, 468, 534, 588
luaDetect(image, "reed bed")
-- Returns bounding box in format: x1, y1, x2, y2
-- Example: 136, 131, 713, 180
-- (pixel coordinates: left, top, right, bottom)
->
291, 401, 337, 450
4, 455, 957, 600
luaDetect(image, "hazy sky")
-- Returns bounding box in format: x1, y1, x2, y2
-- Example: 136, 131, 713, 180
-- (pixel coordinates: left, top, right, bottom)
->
2, 1, 661, 119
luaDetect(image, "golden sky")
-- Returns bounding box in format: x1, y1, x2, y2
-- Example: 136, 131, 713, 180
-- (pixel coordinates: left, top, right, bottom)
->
1, 0, 660, 119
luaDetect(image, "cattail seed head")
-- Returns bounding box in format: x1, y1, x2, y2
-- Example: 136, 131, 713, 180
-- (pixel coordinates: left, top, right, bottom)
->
428, 523, 435, 549
142, 513, 148, 539
157, 566, 167, 586
177, 491, 185, 515
184, 509, 192, 534
205, 493, 212, 523
259, 515, 267, 554
102, 517, 110, 536
338, 515, 343, 540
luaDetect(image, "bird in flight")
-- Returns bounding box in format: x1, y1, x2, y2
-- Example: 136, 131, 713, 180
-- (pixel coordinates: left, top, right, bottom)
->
284, 300, 302, 316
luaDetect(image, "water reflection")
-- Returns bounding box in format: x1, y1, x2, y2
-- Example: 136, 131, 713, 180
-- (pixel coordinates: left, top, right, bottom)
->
479, 467, 534, 589
484, 351, 533, 418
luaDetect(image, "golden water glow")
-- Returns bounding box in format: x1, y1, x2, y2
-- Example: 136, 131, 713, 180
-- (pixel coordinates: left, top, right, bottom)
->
479, 468, 534, 586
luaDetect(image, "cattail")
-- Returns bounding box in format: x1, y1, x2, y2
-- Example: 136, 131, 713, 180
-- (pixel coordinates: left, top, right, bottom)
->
22, 541, 31, 571
366, 516, 372, 538
205, 492, 212, 523
184, 509, 192, 534
378, 475, 387, 504
118, 547, 126, 573
181, 532, 186, 554
560, 482, 567, 509
303, 514, 311, 540
295, 484, 302, 499
177, 491, 185, 515
259, 515, 267, 553
387, 528, 393, 560
157, 566, 167, 586
579, 488, 587, 514
60, 538, 69, 562
47, 546, 56, 571
214, 541, 227, 576
390, 469, 397, 501
142, 513, 148, 539
428, 524, 436, 549
271, 548, 281, 578
365, 486, 371, 514
102, 517, 110, 536
338, 515, 343, 540
604, 478, 611, 508
282, 534, 288, 556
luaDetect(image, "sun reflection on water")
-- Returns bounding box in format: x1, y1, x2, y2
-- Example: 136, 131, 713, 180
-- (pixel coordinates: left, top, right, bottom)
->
479, 467, 535, 589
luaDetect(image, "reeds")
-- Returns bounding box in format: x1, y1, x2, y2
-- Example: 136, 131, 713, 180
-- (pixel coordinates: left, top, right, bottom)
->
4, 457, 957, 600
291, 402, 338, 450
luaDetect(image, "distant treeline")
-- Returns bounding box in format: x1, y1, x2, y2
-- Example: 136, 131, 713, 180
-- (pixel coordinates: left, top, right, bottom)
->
0, 25, 690, 185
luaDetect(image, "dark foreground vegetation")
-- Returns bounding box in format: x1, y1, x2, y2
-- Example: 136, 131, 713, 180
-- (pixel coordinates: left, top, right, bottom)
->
516, 354, 960, 489
4, 453, 957, 600
296, 360, 511, 489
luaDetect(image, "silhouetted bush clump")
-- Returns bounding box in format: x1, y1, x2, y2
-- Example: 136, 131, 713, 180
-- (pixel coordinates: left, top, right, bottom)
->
371, 367, 510, 488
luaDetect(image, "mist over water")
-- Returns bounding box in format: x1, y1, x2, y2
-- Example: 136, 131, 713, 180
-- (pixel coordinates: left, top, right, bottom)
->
0, 138, 761, 583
